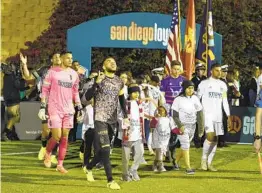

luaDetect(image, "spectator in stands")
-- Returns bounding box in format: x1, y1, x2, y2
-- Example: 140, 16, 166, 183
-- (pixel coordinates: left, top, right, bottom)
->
1, 53, 31, 141
249, 66, 260, 107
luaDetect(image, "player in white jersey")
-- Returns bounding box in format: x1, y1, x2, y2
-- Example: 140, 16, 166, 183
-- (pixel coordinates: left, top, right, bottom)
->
197, 63, 231, 171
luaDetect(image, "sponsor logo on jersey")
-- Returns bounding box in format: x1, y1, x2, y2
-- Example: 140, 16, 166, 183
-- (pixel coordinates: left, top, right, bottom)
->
58, 80, 73, 88
208, 92, 222, 99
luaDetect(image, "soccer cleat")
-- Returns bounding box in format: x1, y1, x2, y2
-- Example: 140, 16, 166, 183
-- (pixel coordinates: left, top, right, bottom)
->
201, 160, 208, 171
173, 163, 180, 171
86, 170, 95, 182
208, 165, 218, 172
56, 165, 68, 174
79, 152, 84, 161
107, 181, 121, 190
129, 170, 140, 181
51, 155, 58, 165
186, 169, 195, 175
158, 163, 167, 172
44, 153, 52, 168
152, 164, 158, 172
121, 174, 132, 182
38, 147, 46, 160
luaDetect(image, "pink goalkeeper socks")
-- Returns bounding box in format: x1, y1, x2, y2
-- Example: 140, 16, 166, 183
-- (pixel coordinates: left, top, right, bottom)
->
58, 137, 68, 166
46, 137, 58, 154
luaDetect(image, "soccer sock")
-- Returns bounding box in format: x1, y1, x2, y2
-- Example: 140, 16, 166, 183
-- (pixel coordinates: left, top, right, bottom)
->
202, 139, 214, 161
58, 137, 68, 166
175, 148, 183, 164
46, 137, 58, 154
52, 143, 59, 155
41, 138, 48, 148
80, 140, 84, 153
182, 150, 191, 169
207, 143, 217, 165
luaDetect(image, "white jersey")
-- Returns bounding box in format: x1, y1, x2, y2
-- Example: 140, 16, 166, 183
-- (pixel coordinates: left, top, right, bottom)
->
146, 84, 166, 117
81, 104, 94, 140
152, 117, 175, 152
171, 95, 202, 124
197, 77, 230, 123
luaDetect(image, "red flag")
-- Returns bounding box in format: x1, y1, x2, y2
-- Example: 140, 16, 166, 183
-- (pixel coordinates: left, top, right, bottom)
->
183, 0, 196, 80
165, 0, 182, 74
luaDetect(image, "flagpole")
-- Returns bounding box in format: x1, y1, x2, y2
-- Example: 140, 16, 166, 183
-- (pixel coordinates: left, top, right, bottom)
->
205, 0, 208, 75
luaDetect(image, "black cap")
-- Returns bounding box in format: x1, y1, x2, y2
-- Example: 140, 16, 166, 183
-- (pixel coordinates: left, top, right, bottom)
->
182, 80, 194, 91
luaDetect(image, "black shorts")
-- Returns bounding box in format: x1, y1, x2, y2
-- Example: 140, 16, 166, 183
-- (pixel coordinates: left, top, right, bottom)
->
94, 121, 116, 148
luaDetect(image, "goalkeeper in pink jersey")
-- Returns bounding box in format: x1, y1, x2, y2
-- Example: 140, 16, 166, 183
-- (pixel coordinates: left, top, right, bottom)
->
38, 51, 83, 174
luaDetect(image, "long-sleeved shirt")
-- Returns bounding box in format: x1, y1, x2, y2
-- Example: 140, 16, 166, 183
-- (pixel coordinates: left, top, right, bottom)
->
41, 66, 80, 114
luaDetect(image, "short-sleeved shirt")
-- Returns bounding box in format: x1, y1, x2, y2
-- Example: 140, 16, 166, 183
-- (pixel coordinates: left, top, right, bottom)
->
172, 95, 202, 124
160, 75, 186, 104
197, 77, 229, 122
94, 75, 124, 123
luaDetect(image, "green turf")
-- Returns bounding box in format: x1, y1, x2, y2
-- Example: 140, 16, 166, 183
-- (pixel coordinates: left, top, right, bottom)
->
1, 141, 262, 193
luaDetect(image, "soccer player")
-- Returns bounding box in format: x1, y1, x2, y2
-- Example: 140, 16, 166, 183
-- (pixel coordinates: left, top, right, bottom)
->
37, 53, 61, 163
83, 57, 128, 190
160, 60, 186, 115
38, 51, 83, 174
160, 60, 185, 165
198, 63, 231, 171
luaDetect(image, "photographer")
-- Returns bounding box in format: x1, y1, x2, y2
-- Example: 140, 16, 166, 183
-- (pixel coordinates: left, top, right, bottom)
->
1, 53, 31, 141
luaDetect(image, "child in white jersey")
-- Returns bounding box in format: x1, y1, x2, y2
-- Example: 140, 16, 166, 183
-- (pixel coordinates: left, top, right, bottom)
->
150, 106, 175, 172
171, 80, 204, 174
121, 84, 145, 182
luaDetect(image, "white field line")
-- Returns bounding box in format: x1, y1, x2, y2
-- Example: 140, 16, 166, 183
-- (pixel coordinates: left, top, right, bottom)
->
1, 151, 38, 156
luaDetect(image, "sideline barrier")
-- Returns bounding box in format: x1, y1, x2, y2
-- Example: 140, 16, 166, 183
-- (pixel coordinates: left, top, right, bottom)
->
13, 102, 255, 143
226, 107, 255, 144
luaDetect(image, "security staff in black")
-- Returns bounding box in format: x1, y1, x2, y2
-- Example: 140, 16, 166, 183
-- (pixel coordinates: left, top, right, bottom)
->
191, 62, 207, 148
1, 60, 30, 141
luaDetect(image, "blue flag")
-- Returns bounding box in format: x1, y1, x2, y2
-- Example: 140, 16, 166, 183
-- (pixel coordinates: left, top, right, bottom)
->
195, 0, 216, 76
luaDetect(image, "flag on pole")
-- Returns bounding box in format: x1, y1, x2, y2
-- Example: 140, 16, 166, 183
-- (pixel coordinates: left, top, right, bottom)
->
165, 0, 182, 74
183, 0, 196, 80
195, 0, 216, 76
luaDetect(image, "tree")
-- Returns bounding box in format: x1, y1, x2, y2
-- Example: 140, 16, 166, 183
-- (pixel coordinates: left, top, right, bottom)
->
6, 0, 262, 81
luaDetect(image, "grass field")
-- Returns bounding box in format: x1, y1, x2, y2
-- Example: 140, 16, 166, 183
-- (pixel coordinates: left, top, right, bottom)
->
1, 141, 262, 193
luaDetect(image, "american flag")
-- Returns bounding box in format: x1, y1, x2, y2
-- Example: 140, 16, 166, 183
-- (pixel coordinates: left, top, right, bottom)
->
165, 0, 182, 74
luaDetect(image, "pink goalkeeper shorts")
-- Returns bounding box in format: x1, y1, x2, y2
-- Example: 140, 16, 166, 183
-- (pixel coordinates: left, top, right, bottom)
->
48, 112, 74, 129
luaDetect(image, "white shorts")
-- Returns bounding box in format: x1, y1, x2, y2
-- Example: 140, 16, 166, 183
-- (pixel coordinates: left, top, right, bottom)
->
205, 122, 223, 136
177, 124, 196, 150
